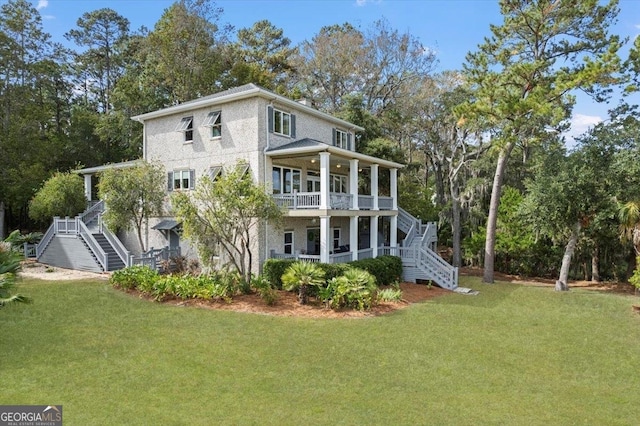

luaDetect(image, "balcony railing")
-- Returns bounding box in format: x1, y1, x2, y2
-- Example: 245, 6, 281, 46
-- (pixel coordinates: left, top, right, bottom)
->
273, 192, 394, 211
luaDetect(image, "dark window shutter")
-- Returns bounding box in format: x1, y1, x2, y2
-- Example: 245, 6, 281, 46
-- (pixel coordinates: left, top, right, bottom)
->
189, 170, 196, 190
167, 172, 174, 191
290, 114, 296, 138
267, 106, 273, 133
347, 133, 352, 150
332, 128, 337, 146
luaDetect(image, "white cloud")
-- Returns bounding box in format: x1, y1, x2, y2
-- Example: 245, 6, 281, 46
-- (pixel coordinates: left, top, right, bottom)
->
36, 0, 48, 10
563, 113, 602, 146
355, 0, 382, 6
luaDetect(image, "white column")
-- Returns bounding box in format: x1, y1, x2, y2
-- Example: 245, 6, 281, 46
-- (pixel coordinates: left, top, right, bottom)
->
84, 174, 92, 201
371, 215, 379, 258
390, 215, 398, 250
320, 216, 331, 263
319, 152, 330, 210
265, 155, 273, 193
350, 216, 358, 261
390, 168, 398, 210
371, 164, 379, 210
349, 159, 359, 210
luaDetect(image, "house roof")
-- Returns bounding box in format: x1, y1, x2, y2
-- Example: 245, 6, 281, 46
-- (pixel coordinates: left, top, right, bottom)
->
267, 139, 404, 169
130, 84, 364, 132
75, 160, 141, 175
152, 219, 181, 231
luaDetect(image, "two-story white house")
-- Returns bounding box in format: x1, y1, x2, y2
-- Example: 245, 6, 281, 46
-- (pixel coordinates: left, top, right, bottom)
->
35, 84, 458, 289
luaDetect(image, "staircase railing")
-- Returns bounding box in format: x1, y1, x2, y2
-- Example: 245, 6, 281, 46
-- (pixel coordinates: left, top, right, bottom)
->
78, 218, 108, 271
417, 247, 458, 290
98, 216, 131, 267
35, 221, 56, 259
80, 200, 105, 224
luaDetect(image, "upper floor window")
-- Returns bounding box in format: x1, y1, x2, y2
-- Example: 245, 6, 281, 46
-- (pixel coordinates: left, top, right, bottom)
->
168, 169, 195, 191
331, 174, 348, 193
335, 129, 348, 149
176, 116, 193, 142
268, 106, 296, 137
203, 111, 221, 138
333, 128, 351, 150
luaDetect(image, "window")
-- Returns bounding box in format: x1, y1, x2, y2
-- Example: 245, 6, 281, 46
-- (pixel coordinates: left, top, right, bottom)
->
272, 166, 301, 194
284, 231, 294, 255
307, 171, 320, 192
330, 175, 348, 193
203, 111, 222, 138
168, 169, 195, 191
268, 106, 295, 137
334, 129, 349, 149
236, 162, 250, 177
208, 166, 222, 182
176, 117, 193, 142
333, 228, 341, 249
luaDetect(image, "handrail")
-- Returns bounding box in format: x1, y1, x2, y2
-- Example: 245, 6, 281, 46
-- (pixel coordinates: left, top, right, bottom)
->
36, 221, 56, 259
417, 248, 458, 290
80, 200, 105, 224
403, 222, 416, 247
78, 218, 108, 271
101, 222, 131, 267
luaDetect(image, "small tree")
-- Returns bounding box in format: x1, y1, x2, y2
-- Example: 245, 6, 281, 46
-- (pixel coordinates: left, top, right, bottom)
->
98, 162, 165, 252
29, 172, 86, 224
172, 161, 282, 284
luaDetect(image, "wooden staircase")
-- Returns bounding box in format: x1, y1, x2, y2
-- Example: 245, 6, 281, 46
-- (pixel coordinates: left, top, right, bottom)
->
36, 201, 131, 272
397, 208, 458, 290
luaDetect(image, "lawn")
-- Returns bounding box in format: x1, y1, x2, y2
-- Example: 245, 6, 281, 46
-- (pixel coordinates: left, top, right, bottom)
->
2, 276, 639, 425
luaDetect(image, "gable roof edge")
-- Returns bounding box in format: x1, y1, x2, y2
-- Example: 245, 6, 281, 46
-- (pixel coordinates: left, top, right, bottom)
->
131, 85, 364, 132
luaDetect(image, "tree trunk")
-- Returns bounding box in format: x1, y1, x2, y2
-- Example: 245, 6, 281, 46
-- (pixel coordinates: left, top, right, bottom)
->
591, 245, 600, 282
450, 184, 462, 267
483, 141, 515, 283
556, 221, 581, 291
0, 201, 5, 240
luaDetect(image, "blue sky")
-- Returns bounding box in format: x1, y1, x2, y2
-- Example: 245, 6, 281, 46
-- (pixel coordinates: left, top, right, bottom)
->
26, 0, 640, 142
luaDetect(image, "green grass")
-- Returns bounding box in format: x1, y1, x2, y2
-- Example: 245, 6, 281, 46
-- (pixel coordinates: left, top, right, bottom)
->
2, 277, 640, 425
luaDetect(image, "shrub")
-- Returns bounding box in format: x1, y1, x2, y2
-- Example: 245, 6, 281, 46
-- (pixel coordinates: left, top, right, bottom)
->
349, 255, 402, 286
252, 274, 278, 306
318, 262, 350, 282
629, 257, 640, 290
110, 265, 159, 291
29, 172, 87, 224
322, 268, 377, 311
263, 258, 296, 289
282, 261, 325, 305
0, 244, 30, 306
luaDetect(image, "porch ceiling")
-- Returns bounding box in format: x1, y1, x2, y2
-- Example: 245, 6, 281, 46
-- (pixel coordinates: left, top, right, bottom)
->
266, 139, 404, 169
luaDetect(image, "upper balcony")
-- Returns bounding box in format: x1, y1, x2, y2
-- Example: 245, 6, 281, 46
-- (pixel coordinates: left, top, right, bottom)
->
273, 192, 394, 211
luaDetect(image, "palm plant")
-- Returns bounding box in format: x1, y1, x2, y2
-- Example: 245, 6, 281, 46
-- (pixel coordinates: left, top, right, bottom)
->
618, 201, 640, 255
281, 261, 325, 305
0, 243, 30, 306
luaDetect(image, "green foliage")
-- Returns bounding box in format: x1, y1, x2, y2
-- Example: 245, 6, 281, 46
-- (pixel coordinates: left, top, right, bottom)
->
98, 161, 165, 252
317, 263, 351, 283
349, 255, 402, 286
173, 161, 282, 284
629, 257, 640, 290
28, 172, 86, 223
110, 265, 250, 302
281, 261, 326, 305
322, 268, 378, 311
110, 265, 159, 291
262, 258, 296, 289
251, 274, 278, 306
0, 242, 30, 306
377, 287, 403, 302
